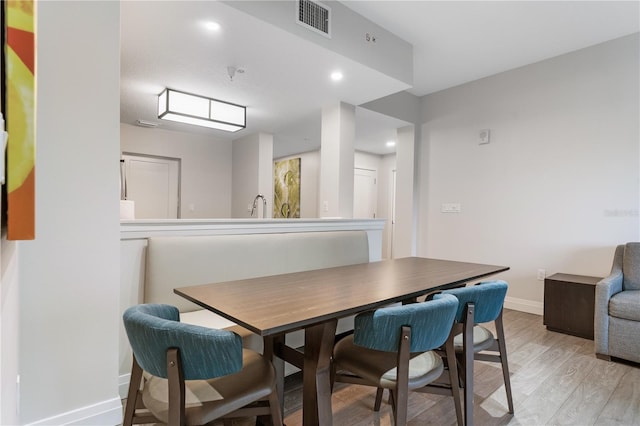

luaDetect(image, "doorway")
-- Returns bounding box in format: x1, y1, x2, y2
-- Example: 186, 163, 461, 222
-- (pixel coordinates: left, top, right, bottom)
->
121, 153, 180, 219
353, 168, 377, 219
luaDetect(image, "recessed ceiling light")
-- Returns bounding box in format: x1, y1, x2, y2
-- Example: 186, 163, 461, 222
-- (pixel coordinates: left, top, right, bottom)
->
330, 71, 343, 81
205, 21, 221, 31
386, 141, 396, 147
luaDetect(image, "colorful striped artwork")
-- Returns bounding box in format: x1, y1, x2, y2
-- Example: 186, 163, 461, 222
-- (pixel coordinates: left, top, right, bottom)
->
6, 0, 36, 240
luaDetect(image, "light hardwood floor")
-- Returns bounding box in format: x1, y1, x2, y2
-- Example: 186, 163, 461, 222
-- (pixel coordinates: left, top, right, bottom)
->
275, 309, 640, 426
127, 309, 640, 425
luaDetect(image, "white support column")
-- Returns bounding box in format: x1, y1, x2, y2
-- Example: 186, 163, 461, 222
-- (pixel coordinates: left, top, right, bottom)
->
319, 102, 355, 218
258, 133, 274, 218
392, 125, 415, 258
232, 132, 274, 218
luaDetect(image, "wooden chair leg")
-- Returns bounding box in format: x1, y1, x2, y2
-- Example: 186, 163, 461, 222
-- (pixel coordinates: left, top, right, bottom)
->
495, 313, 514, 414
374, 388, 385, 411
167, 348, 186, 426
123, 356, 144, 426
462, 306, 475, 426
445, 335, 464, 426
268, 387, 284, 426
393, 326, 411, 426
330, 357, 336, 393
394, 390, 408, 426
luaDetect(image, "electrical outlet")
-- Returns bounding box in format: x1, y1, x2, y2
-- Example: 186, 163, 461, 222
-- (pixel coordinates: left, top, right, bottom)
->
537, 269, 546, 281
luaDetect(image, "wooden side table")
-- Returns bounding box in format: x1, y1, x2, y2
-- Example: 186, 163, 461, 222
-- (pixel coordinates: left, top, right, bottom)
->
543, 273, 602, 340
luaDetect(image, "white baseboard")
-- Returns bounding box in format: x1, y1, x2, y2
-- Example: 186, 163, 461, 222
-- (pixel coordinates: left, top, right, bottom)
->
504, 296, 543, 316
25, 397, 122, 426
119, 373, 131, 400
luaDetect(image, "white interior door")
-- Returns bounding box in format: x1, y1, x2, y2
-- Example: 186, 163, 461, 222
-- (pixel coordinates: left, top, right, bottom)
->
353, 168, 377, 218
122, 154, 180, 219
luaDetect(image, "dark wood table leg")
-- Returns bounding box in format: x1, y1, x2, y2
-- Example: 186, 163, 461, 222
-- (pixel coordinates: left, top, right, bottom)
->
263, 334, 286, 422
302, 320, 337, 426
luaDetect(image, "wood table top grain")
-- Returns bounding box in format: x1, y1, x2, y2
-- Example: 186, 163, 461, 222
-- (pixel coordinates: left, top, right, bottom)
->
174, 256, 509, 337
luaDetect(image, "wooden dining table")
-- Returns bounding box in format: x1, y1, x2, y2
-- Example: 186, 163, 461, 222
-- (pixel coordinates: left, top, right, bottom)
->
175, 256, 509, 426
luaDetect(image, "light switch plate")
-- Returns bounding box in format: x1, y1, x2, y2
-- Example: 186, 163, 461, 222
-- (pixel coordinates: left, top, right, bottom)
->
441, 203, 461, 213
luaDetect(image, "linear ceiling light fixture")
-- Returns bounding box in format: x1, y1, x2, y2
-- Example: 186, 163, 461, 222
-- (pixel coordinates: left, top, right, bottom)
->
157, 88, 246, 132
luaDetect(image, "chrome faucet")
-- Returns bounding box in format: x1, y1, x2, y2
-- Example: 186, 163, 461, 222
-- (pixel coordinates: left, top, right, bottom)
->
250, 194, 267, 218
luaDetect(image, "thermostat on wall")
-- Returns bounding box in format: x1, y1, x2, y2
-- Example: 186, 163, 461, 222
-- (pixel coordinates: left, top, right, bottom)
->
479, 129, 490, 145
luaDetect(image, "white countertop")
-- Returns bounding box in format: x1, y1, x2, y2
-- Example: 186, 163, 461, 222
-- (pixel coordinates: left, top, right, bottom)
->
120, 218, 386, 239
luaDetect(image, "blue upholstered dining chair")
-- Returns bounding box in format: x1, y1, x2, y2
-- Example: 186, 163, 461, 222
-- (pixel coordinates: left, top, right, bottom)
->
332, 294, 462, 426
434, 280, 513, 425
122, 304, 282, 426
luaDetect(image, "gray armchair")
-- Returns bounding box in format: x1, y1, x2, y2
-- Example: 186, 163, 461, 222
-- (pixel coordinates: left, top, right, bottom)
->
595, 242, 640, 363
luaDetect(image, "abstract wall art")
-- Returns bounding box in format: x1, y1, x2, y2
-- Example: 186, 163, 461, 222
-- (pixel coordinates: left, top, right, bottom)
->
273, 157, 300, 218
5, 0, 36, 239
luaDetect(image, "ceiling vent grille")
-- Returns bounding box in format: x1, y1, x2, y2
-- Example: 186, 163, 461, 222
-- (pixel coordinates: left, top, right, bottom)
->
296, 0, 331, 38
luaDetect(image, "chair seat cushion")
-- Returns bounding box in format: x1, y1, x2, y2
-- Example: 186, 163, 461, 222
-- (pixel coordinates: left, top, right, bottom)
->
180, 310, 264, 353
333, 335, 444, 390
609, 290, 640, 322
142, 349, 275, 424
180, 309, 237, 329
453, 325, 495, 353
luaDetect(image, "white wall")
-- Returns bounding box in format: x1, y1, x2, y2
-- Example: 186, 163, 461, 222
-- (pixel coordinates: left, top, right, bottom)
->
0, 239, 19, 425
418, 34, 640, 313
121, 123, 232, 218
258, 134, 274, 218
17, 2, 122, 424
320, 102, 356, 218
361, 91, 420, 125
354, 151, 396, 258
359, 93, 421, 258
354, 151, 381, 172
379, 154, 397, 259
394, 125, 416, 258
232, 133, 260, 218
231, 132, 274, 218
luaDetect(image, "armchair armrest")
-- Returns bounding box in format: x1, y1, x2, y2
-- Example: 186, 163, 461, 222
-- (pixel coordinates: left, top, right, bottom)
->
594, 269, 623, 356
596, 243, 625, 307
596, 270, 623, 303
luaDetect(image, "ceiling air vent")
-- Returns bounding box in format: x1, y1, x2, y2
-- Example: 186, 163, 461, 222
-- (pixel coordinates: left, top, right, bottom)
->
296, 0, 331, 38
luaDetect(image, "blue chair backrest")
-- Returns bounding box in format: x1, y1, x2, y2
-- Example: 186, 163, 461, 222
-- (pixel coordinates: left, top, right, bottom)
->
123, 304, 242, 380
353, 294, 458, 352
435, 280, 508, 324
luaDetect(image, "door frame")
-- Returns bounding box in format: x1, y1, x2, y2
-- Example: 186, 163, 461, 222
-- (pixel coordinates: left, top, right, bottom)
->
122, 152, 182, 218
